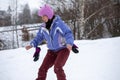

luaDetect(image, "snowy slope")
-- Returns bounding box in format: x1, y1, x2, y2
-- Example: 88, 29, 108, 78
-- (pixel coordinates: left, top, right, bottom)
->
0, 37, 120, 80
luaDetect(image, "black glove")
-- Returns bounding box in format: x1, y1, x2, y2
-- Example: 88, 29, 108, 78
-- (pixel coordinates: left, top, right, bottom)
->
33, 47, 41, 62
72, 44, 79, 53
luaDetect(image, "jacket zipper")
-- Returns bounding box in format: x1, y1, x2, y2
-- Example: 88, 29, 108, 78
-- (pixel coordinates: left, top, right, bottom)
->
49, 30, 54, 49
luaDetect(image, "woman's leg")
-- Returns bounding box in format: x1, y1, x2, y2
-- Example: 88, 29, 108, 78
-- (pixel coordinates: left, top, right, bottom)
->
36, 50, 57, 80
54, 48, 70, 80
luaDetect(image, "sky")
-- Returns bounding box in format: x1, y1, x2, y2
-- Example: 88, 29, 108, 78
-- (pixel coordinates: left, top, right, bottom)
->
0, 0, 44, 11
0, 37, 120, 80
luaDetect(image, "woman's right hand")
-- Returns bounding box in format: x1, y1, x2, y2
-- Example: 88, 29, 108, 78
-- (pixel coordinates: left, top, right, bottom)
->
25, 45, 32, 50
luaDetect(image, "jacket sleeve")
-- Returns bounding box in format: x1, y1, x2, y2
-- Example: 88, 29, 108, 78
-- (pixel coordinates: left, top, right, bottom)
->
30, 28, 44, 47
58, 21, 74, 46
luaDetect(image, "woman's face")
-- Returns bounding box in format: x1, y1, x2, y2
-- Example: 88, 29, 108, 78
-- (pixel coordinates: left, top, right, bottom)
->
41, 15, 49, 22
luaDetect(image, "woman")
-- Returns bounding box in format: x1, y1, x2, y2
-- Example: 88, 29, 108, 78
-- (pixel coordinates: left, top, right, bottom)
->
25, 4, 74, 80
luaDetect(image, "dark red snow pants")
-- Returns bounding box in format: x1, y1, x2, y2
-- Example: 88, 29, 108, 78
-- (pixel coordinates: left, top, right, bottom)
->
36, 48, 70, 80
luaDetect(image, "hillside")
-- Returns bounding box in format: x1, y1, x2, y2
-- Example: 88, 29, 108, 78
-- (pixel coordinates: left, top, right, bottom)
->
0, 37, 120, 80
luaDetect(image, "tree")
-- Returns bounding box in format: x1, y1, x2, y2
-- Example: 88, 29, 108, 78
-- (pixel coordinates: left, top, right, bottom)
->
84, 0, 120, 39
6, 5, 12, 26
31, 10, 42, 24
18, 4, 32, 25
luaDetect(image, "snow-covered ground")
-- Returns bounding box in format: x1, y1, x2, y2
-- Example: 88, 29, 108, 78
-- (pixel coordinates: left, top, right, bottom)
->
0, 37, 120, 80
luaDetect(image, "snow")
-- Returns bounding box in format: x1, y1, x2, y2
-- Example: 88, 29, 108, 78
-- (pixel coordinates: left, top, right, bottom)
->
0, 37, 120, 80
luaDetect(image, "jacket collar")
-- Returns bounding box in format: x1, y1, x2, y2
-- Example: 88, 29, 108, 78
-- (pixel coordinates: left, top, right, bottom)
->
50, 15, 61, 30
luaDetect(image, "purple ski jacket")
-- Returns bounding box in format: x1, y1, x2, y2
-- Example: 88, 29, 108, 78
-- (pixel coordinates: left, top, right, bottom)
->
30, 15, 74, 51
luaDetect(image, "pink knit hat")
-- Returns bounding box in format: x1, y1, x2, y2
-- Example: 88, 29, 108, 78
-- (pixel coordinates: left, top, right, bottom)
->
38, 4, 54, 19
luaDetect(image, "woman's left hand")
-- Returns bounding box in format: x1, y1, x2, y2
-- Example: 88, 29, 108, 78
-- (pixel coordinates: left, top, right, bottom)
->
66, 44, 72, 51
